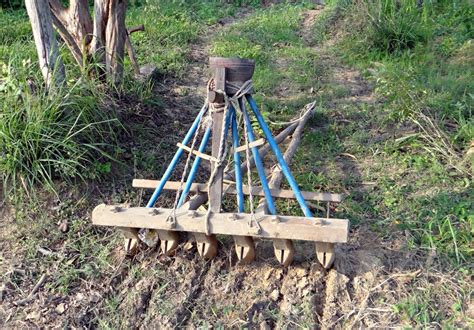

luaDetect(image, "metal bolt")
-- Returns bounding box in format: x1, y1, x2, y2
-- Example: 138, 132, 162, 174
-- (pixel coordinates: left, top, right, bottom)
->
150, 208, 161, 216
248, 226, 261, 235
187, 210, 197, 218
228, 213, 239, 221
112, 206, 122, 213
271, 215, 279, 223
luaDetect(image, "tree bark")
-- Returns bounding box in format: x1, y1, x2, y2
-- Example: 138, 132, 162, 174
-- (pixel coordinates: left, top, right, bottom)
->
49, 0, 93, 67
27, 0, 128, 86
91, 0, 109, 67
105, 0, 127, 85
25, 0, 65, 88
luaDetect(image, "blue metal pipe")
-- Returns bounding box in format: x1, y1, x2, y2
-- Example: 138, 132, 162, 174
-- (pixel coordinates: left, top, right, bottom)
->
177, 126, 212, 207
177, 105, 233, 207
246, 95, 313, 217
230, 107, 245, 213
236, 100, 276, 215
146, 104, 208, 208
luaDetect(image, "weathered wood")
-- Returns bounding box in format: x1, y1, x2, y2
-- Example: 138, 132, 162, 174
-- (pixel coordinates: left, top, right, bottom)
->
132, 179, 343, 203
105, 0, 127, 85
176, 143, 218, 162
49, 0, 92, 65
128, 24, 144, 34
91, 0, 108, 66
226, 121, 298, 181
125, 33, 140, 75
234, 138, 265, 153
92, 205, 349, 243
209, 66, 226, 213
25, 0, 65, 88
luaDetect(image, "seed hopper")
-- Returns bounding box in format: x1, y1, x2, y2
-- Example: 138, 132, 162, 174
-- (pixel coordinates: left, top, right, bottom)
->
92, 57, 349, 268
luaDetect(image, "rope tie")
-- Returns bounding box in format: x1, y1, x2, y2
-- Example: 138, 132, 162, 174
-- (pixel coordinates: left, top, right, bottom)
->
168, 97, 209, 226
240, 102, 261, 233
203, 79, 253, 234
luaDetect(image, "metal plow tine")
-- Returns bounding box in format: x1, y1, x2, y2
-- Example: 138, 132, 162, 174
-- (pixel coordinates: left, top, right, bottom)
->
315, 242, 335, 269
156, 230, 179, 256
233, 236, 255, 264
194, 233, 218, 259
120, 227, 139, 256
273, 239, 295, 267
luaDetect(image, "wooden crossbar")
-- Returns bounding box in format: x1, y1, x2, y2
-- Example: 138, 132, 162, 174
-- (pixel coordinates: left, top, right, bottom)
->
132, 179, 343, 203
92, 204, 349, 243
234, 138, 265, 153
176, 143, 218, 162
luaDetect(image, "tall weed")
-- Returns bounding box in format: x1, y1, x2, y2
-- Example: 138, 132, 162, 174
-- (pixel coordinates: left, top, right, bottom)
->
0, 55, 120, 197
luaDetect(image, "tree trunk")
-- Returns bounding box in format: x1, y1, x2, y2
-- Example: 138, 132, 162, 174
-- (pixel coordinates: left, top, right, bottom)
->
25, 0, 65, 88
49, 0, 93, 67
105, 0, 127, 85
27, 0, 128, 86
91, 0, 109, 68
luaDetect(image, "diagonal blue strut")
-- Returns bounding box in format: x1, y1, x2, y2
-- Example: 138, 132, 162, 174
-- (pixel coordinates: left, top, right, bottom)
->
246, 94, 313, 217
236, 99, 277, 215
230, 107, 245, 212
147, 104, 208, 208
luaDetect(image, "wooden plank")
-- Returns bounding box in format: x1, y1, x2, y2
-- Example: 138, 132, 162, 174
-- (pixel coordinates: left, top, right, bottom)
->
132, 179, 343, 203
92, 205, 349, 243
209, 66, 226, 213
234, 138, 265, 153
176, 143, 217, 162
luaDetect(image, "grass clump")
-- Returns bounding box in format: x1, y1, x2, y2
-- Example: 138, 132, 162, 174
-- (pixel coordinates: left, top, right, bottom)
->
0, 55, 120, 197
366, 0, 430, 54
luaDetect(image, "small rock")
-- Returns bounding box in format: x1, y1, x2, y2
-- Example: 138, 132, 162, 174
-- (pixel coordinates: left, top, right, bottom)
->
295, 267, 308, 278
58, 221, 68, 233
270, 289, 280, 301
297, 277, 309, 289
55, 303, 67, 314
89, 291, 101, 303
26, 310, 41, 320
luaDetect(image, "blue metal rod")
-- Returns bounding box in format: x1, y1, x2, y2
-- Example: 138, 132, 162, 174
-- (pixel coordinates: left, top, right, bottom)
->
177, 106, 233, 207
146, 104, 208, 208
236, 99, 277, 215
177, 126, 212, 207
230, 107, 245, 213
246, 95, 313, 217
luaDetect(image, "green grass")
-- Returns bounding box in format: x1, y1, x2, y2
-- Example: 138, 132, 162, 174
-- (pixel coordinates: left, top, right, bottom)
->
127, 0, 264, 76
0, 52, 120, 197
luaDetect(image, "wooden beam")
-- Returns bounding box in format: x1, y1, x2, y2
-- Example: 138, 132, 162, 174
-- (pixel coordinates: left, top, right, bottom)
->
209, 66, 226, 213
132, 179, 343, 203
234, 138, 265, 153
176, 143, 218, 162
92, 205, 349, 243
